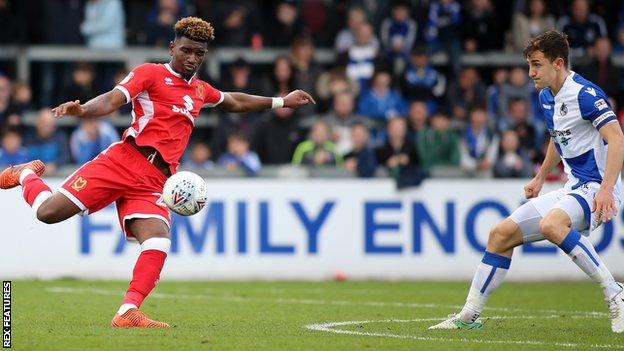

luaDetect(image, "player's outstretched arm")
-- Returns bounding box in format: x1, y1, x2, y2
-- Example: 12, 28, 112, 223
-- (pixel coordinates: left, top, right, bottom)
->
52, 89, 127, 119
219, 90, 315, 113
524, 139, 561, 198
593, 123, 624, 222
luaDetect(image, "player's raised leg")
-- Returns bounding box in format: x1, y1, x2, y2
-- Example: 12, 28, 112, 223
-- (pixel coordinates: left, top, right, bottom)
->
111, 217, 171, 328
0, 160, 82, 223
429, 218, 524, 330
539, 208, 624, 333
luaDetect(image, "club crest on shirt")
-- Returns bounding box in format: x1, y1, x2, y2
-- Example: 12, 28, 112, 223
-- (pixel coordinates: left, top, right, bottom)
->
560, 102, 567, 116
560, 136, 571, 146
196, 84, 205, 100
70, 176, 87, 192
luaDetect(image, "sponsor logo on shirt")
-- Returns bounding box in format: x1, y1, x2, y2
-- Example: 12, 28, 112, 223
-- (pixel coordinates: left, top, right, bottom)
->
549, 128, 572, 146
592, 111, 616, 128
549, 129, 572, 137
172, 95, 195, 119
594, 98, 608, 111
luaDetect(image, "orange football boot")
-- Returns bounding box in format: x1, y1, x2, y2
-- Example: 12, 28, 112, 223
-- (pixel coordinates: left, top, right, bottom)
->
111, 308, 170, 328
0, 160, 46, 189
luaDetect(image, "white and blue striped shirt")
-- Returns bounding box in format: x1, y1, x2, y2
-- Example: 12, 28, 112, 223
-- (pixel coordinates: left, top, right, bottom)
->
538, 71, 621, 194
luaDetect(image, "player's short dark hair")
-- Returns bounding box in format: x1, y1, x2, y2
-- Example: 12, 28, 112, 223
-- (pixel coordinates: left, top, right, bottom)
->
174, 17, 215, 43
523, 30, 569, 67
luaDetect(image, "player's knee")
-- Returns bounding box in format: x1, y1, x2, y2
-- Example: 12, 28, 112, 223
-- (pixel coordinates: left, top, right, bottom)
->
487, 222, 514, 252
538, 218, 567, 240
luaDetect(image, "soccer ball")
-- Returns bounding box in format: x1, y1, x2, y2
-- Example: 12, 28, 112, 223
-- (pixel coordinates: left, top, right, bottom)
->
162, 171, 208, 216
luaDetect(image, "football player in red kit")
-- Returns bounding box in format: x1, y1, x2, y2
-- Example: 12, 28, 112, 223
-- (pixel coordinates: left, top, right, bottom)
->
0, 17, 315, 328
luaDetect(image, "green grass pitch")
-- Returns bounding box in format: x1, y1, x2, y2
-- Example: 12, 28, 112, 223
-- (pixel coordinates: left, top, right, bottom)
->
9, 280, 624, 350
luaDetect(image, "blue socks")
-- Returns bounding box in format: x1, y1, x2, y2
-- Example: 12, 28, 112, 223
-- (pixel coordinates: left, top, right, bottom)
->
459, 251, 511, 323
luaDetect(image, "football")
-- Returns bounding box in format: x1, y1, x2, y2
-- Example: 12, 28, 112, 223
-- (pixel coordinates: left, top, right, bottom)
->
162, 171, 208, 216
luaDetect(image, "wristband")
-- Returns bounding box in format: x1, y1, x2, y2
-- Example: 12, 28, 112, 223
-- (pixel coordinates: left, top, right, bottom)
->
271, 97, 284, 109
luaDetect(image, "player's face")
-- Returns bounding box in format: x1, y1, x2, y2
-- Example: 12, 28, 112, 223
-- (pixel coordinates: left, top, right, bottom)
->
526, 51, 561, 90
170, 36, 208, 77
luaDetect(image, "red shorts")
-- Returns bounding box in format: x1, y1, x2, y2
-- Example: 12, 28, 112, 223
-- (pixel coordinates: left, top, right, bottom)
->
60, 141, 170, 239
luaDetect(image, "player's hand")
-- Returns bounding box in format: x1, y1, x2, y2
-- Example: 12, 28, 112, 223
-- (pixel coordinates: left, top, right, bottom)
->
283, 90, 316, 108
523, 176, 544, 199
52, 100, 85, 118
592, 186, 616, 223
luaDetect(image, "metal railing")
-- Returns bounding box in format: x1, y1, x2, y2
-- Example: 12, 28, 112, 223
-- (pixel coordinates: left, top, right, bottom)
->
0, 46, 336, 82
4, 45, 620, 82
0, 45, 624, 81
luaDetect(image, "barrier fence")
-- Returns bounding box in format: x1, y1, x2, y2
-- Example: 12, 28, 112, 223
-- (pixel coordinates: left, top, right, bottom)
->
1, 178, 623, 280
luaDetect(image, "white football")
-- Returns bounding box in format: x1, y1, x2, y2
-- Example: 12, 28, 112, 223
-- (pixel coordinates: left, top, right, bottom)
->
162, 171, 208, 216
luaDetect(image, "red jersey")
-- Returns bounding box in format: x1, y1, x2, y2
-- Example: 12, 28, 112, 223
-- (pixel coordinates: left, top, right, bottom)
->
114, 63, 223, 174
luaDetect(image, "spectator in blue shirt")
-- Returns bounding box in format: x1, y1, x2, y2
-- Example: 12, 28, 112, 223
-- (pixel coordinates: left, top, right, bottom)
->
183, 141, 215, 171
460, 105, 499, 175
218, 133, 261, 176
70, 118, 119, 164
380, 2, 418, 74
24, 108, 70, 174
0, 127, 29, 166
400, 46, 446, 114
425, 0, 462, 75
342, 22, 380, 91
357, 71, 408, 121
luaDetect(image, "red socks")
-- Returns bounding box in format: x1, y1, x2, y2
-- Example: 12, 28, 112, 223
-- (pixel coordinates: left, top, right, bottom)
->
122, 238, 170, 308
21, 173, 52, 211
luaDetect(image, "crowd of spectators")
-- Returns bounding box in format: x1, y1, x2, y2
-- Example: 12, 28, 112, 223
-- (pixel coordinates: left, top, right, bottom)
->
1, 0, 624, 187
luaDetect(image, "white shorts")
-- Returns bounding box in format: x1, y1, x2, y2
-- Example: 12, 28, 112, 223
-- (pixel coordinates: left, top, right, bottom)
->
509, 182, 621, 242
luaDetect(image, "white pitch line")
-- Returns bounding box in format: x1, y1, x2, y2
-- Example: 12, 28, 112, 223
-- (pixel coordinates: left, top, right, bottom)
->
46, 287, 608, 318
305, 318, 624, 349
